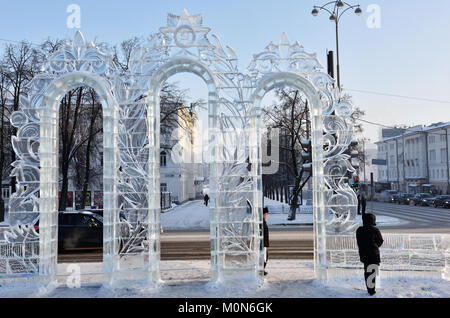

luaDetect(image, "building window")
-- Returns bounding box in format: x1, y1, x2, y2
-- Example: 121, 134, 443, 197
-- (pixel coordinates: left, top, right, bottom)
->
161, 151, 167, 167
429, 136, 435, 144
441, 148, 447, 163
161, 183, 168, 192
430, 150, 436, 163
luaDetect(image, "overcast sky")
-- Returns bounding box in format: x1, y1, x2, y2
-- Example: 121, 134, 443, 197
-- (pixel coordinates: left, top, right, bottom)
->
1, 0, 449, 143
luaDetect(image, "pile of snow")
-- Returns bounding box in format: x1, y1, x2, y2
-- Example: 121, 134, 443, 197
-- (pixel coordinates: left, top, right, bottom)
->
0, 260, 448, 298
161, 201, 210, 231
264, 197, 313, 214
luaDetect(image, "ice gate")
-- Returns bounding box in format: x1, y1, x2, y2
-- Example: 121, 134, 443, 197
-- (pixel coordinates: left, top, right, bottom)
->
2, 10, 447, 287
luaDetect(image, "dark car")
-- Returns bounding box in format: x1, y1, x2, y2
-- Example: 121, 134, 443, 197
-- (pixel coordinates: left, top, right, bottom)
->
34, 211, 103, 250
432, 195, 450, 208
390, 193, 402, 203
411, 193, 433, 206
422, 196, 437, 207
397, 193, 415, 205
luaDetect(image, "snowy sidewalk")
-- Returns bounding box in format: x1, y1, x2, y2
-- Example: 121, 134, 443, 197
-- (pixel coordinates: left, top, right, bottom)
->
0, 260, 448, 298
160, 199, 404, 231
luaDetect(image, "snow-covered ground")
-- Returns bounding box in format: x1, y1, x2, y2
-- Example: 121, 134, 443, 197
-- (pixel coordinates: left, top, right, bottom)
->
161, 200, 404, 231
0, 198, 404, 231
0, 260, 448, 298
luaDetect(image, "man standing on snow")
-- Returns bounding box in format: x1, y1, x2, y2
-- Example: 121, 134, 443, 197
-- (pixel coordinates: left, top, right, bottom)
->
204, 194, 210, 207
356, 213, 384, 296
358, 191, 367, 215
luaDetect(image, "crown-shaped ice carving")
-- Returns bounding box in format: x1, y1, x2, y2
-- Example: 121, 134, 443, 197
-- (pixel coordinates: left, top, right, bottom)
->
248, 33, 324, 79
41, 31, 116, 76
159, 9, 212, 48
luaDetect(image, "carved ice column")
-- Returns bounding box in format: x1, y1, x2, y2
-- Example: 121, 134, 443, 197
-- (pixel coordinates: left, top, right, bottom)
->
38, 96, 59, 281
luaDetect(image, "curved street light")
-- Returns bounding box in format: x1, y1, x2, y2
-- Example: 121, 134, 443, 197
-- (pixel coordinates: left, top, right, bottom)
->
312, 1, 362, 92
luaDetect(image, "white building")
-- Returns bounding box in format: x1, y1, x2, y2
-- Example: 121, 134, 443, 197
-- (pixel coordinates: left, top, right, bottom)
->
160, 105, 205, 204
375, 123, 450, 194
360, 144, 379, 184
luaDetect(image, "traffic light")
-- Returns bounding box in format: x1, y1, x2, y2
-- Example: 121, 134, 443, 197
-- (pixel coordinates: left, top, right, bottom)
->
351, 175, 360, 189
301, 140, 312, 174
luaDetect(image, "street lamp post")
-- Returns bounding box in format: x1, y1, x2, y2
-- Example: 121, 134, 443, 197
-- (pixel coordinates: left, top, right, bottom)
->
362, 137, 370, 185
312, 1, 362, 91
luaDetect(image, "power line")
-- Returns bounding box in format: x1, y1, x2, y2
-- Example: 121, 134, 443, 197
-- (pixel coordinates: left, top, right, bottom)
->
356, 118, 449, 137
347, 88, 450, 105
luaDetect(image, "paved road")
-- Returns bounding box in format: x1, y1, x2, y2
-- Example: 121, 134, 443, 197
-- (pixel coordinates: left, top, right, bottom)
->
367, 201, 450, 231
57, 230, 314, 263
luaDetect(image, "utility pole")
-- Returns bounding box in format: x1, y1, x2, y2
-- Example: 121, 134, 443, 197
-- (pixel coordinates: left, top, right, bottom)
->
403, 134, 407, 193
396, 138, 400, 191
363, 138, 366, 184
425, 132, 430, 187
370, 173, 374, 214
445, 128, 450, 194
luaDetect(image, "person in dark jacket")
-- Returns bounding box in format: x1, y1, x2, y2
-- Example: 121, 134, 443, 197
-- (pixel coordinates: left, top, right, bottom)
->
356, 213, 384, 296
204, 194, 210, 207
263, 207, 270, 276
358, 192, 367, 215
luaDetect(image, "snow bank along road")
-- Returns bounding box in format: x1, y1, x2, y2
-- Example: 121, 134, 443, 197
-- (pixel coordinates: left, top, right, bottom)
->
1, 260, 448, 298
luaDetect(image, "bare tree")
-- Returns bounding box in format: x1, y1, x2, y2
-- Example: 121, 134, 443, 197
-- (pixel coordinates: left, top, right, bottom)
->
263, 89, 312, 220
78, 89, 102, 209
112, 37, 144, 73
58, 88, 85, 211
2, 42, 40, 193
0, 63, 13, 217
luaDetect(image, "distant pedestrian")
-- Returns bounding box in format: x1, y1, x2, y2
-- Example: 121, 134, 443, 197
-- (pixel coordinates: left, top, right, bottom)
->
204, 194, 210, 207
263, 207, 270, 276
358, 192, 367, 215
356, 213, 384, 296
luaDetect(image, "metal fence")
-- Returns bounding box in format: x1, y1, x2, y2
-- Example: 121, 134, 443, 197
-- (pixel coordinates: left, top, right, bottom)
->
161, 192, 171, 211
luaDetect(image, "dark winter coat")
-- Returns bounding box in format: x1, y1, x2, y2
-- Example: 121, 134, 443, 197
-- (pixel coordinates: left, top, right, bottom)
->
263, 219, 270, 247
356, 214, 384, 264
263, 207, 269, 247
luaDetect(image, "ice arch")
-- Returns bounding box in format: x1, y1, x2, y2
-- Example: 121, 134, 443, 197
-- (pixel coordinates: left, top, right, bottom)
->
145, 57, 219, 281
1, 12, 361, 288
252, 72, 327, 279
5, 32, 121, 282
124, 11, 262, 285
37, 72, 120, 280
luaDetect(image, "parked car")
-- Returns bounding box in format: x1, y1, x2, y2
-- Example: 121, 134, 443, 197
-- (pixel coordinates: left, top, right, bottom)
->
380, 190, 399, 203
397, 193, 415, 205
34, 211, 103, 250
411, 193, 433, 206
422, 196, 437, 207
392, 192, 403, 203
432, 195, 450, 208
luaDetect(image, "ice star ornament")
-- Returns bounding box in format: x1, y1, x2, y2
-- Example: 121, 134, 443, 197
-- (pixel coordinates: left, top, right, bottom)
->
160, 9, 211, 48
